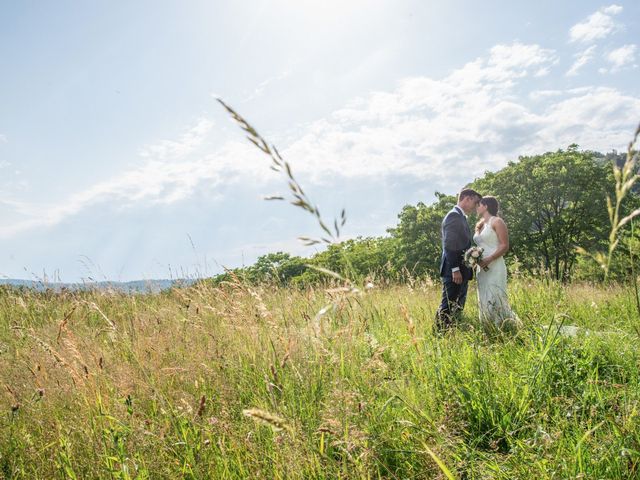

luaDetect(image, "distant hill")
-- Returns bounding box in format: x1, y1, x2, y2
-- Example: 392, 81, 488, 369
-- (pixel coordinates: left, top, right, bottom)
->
0, 278, 195, 293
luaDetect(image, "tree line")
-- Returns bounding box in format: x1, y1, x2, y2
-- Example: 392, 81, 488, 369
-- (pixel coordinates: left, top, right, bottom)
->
209, 146, 638, 286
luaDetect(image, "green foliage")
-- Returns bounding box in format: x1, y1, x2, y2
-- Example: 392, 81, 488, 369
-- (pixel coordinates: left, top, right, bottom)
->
248, 252, 308, 285
206, 252, 309, 287
472, 147, 614, 281
309, 237, 398, 282
206, 146, 638, 286
387, 192, 456, 278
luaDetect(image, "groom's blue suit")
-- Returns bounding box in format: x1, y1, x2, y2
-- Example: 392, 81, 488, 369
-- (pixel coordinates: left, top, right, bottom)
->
436, 205, 473, 329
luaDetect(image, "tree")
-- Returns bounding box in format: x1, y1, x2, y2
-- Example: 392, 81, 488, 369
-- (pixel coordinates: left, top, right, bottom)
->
387, 193, 457, 278
472, 147, 612, 281
241, 252, 308, 285
309, 236, 397, 282
205, 147, 633, 286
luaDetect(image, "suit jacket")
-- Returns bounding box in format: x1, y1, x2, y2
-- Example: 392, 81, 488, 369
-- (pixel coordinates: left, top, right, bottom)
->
440, 207, 473, 280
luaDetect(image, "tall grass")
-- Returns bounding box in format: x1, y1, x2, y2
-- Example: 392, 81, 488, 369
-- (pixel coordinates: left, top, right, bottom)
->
2, 108, 638, 479
217, 99, 346, 247
578, 123, 640, 288
1, 280, 639, 479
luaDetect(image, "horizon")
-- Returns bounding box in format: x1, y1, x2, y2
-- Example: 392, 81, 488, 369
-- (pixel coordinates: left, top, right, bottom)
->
1, 1, 639, 282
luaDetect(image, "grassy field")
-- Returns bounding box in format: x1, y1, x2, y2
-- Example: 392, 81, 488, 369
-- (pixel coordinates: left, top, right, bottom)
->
1, 278, 639, 479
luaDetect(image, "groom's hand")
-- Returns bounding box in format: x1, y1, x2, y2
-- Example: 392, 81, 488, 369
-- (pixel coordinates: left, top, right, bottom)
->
452, 271, 463, 284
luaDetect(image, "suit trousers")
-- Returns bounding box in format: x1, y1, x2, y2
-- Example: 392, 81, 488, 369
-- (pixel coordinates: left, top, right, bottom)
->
436, 276, 469, 328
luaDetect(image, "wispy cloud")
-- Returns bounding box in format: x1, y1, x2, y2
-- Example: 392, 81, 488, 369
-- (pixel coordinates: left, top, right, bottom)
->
566, 45, 597, 76
0, 135, 12, 179
600, 44, 637, 73
3, 42, 639, 239
242, 70, 292, 103
0, 120, 269, 238
138, 118, 213, 160
534, 87, 639, 149
286, 43, 558, 181
282, 42, 636, 188
528, 90, 564, 101
569, 4, 623, 44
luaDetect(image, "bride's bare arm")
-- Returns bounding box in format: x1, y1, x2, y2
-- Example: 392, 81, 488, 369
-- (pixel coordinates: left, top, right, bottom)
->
486, 218, 509, 262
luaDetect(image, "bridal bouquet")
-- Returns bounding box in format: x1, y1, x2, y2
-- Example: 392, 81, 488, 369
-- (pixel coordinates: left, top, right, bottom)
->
464, 246, 488, 271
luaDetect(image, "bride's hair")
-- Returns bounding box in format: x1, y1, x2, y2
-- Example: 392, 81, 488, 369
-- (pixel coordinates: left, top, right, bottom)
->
475, 196, 500, 233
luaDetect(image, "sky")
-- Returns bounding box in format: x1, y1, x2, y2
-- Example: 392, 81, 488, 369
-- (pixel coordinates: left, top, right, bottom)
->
1, 1, 639, 282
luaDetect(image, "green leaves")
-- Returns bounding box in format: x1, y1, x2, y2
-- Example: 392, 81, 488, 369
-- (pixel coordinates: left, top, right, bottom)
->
473, 147, 615, 281
388, 194, 456, 278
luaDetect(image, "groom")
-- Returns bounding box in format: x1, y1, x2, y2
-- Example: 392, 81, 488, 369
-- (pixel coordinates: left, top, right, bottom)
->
435, 188, 482, 331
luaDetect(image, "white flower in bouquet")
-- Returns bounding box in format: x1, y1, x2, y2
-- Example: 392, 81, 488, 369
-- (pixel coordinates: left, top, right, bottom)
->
464, 246, 488, 271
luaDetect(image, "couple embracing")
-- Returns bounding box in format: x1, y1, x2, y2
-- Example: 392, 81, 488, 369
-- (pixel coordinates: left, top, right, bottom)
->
435, 188, 519, 331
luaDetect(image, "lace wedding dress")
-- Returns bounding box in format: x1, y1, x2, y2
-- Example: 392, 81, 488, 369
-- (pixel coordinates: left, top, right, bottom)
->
473, 217, 518, 327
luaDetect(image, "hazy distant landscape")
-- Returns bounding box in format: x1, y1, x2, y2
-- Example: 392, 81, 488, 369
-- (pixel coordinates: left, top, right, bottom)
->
0, 278, 193, 293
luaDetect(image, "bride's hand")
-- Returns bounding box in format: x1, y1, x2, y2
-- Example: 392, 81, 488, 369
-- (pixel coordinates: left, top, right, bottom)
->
478, 257, 492, 269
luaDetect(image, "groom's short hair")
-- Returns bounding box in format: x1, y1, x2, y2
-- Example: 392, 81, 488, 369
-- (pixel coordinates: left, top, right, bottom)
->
458, 188, 481, 201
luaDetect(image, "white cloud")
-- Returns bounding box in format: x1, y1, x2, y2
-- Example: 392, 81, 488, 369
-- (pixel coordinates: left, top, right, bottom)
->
3, 42, 639, 239
242, 70, 292, 103
285, 43, 559, 182
602, 5, 623, 15
138, 118, 213, 160
569, 5, 623, 43
566, 45, 597, 76
282, 42, 636, 189
529, 90, 564, 101
529, 87, 640, 153
603, 44, 637, 72
0, 120, 270, 238
0, 134, 7, 144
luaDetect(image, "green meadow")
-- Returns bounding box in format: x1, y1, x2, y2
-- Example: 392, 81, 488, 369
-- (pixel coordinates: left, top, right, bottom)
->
1, 279, 639, 479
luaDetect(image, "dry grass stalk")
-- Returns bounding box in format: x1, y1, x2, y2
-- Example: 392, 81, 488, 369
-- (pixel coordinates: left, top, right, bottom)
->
242, 408, 291, 432
604, 123, 640, 277
218, 99, 365, 344
5, 384, 20, 411
84, 301, 117, 331
28, 333, 83, 386
248, 288, 272, 320
217, 98, 346, 246
399, 303, 420, 352
218, 270, 275, 323
196, 395, 206, 418
61, 337, 90, 379
56, 305, 77, 344
577, 123, 640, 279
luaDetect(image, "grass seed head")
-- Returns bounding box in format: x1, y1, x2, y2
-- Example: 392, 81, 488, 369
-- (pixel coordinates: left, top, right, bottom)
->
242, 408, 290, 432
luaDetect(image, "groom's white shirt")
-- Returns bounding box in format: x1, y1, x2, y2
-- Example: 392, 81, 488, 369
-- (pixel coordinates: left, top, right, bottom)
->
454, 206, 466, 217
450, 205, 467, 274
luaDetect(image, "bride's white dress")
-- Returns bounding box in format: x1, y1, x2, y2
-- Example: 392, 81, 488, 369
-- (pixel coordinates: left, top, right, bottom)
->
473, 217, 518, 327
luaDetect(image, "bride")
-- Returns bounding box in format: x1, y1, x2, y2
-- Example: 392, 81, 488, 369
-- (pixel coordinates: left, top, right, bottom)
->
473, 196, 519, 328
